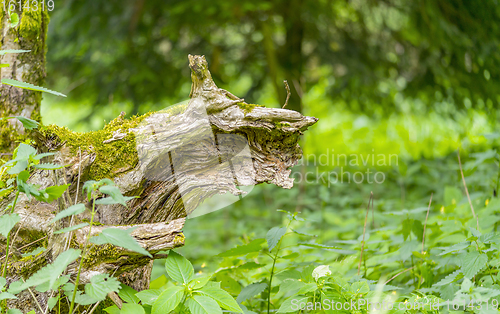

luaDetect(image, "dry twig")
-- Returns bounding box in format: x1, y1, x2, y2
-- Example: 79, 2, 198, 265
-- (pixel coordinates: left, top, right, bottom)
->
282, 80, 291, 109
457, 149, 479, 230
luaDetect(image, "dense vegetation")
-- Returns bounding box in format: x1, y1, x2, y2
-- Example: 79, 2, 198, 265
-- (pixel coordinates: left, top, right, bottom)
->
1, 0, 500, 313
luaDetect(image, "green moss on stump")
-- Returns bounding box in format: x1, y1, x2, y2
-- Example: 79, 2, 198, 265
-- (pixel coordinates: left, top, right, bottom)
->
41, 113, 152, 180
237, 102, 263, 114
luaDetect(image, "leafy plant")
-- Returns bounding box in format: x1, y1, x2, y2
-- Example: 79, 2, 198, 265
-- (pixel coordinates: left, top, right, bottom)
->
104, 251, 243, 314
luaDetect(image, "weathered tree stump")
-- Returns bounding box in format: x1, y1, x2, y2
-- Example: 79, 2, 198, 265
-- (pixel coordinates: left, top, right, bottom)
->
0, 54, 317, 312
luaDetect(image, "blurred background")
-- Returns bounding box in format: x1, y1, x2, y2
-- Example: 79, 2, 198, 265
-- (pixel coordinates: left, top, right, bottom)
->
41, 0, 500, 278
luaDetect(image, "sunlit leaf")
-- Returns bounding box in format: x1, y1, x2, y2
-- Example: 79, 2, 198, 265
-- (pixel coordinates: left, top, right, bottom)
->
89, 227, 152, 257
217, 239, 265, 257
266, 227, 287, 251
51, 204, 86, 223
197, 286, 243, 313
0, 214, 20, 237
54, 223, 89, 234
1, 78, 66, 97
187, 295, 222, 314
151, 286, 184, 314
0, 49, 30, 55
85, 274, 121, 301
118, 283, 140, 304
165, 251, 194, 284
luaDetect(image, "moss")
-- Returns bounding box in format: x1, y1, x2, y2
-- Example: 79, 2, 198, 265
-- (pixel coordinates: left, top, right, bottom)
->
19, 8, 42, 40
274, 121, 291, 129
82, 243, 150, 273
236, 102, 264, 114
81, 218, 104, 226
10, 249, 47, 278
40, 113, 153, 180
82, 243, 123, 269
163, 103, 188, 116
173, 233, 185, 246
0, 120, 30, 155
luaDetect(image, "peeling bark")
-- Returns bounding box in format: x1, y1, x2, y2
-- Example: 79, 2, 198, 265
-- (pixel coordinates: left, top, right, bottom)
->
1, 55, 317, 313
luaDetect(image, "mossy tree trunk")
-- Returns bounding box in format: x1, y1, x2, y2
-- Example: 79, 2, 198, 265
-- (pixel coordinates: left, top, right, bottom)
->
0, 1, 48, 153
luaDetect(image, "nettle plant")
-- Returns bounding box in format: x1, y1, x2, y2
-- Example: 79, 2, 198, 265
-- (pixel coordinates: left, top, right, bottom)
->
0, 136, 244, 314
102, 251, 244, 314
0, 141, 146, 312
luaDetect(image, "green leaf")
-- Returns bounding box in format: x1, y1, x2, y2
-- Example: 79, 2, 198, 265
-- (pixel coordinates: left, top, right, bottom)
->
32, 152, 55, 161
7, 160, 28, 174
69, 290, 100, 305
278, 279, 305, 296
217, 239, 266, 257
47, 297, 58, 310
151, 285, 184, 314
402, 218, 412, 241
277, 295, 308, 313
104, 306, 121, 314
43, 184, 70, 202
236, 282, 267, 303
118, 284, 140, 304
6, 309, 22, 314
189, 275, 212, 289
312, 265, 331, 281
54, 223, 89, 234
9, 13, 19, 27
164, 251, 194, 284
95, 196, 137, 205
438, 242, 471, 255
36, 275, 69, 293
0, 214, 20, 237
0, 277, 6, 290
99, 185, 129, 207
0, 50, 30, 55
433, 270, 463, 287
0, 292, 16, 300
461, 251, 488, 279
412, 220, 423, 242
121, 303, 145, 314
21, 247, 45, 258
136, 289, 162, 306
297, 282, 317, 294
1, 79, 67, 97
266, 227, 287, 251
85, 274, 121, 301
187, 295, 222, 314
9, 249, 81, 293
51, 204, 86, 224
149, 275, 167, 289
89, 227, 152, 257
13, 143, 37, 161
34, 163, 64, 170
197, 286, 243, 313
11, 116, 39, 130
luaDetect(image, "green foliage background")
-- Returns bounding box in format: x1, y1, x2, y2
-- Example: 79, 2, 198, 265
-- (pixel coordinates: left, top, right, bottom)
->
35, 0, 500, 312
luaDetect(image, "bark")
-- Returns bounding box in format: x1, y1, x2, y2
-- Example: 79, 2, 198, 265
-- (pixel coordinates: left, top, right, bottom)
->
1, 54, 317, 313
0, 2, 48, 153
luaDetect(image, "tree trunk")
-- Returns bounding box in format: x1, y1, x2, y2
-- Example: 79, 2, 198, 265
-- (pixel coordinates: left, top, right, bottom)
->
0, 2, 48, 153
1, 53, 317, 312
